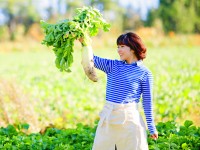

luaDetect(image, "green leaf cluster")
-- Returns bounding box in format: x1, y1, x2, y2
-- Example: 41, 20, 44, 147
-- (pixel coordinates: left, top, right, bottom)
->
148, 120, 200, 150
0, 120, 199, 149
40, 6, 110, 72
0, 122, 97, 150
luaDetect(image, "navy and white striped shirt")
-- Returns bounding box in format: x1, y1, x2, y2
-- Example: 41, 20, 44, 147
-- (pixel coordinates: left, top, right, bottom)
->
94, 55, 157, 134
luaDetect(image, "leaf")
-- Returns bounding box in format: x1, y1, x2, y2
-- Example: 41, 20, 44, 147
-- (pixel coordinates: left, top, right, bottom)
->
21, 123, 30, 130
181, 143, 188, 149
184, 120, 193, 128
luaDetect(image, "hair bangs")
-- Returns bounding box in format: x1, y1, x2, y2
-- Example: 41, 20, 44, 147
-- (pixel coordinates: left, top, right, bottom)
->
117, 34, 129, 46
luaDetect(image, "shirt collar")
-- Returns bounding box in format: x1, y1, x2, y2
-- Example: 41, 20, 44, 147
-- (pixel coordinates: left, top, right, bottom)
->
123, 60, 143, 66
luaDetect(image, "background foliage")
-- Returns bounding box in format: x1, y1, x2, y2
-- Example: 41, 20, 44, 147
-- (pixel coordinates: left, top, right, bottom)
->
0, 0, 199, 149
146, 0, 200, 33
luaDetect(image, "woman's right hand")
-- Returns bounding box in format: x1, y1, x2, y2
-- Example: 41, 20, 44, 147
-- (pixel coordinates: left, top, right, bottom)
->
79, 37, 87, 46
79, 38, 84, 43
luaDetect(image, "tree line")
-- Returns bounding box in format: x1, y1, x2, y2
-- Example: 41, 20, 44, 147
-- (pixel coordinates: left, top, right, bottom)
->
146, 0, 200, 33
0, 0, 200, 41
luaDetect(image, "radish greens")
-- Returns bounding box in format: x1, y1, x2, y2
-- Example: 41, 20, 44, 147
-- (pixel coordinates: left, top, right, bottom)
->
40, 6, 110, 72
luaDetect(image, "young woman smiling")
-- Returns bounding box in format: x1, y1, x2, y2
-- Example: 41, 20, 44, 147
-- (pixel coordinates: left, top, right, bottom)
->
81, 32, 158, 150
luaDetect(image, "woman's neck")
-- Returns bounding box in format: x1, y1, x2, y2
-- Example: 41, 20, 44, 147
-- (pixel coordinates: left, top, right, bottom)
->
126, 57, 138, 64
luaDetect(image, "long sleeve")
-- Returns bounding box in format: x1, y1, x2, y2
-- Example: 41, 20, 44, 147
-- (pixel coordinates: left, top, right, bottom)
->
141, 71, 157, 135
93, 55, 115, 74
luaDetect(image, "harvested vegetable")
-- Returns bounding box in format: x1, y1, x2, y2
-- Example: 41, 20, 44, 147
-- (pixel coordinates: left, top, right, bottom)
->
40, 6, 110, 82
81, 45, 98, 82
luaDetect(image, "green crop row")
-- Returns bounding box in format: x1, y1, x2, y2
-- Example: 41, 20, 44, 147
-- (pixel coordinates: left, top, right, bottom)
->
0, 120, 199, 150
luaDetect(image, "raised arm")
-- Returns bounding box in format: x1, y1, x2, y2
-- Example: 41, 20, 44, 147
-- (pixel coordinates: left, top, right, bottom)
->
93, 55, 115, 74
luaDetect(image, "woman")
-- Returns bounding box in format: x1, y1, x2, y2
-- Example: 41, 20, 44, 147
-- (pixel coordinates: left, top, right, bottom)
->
82, 32, 158, 150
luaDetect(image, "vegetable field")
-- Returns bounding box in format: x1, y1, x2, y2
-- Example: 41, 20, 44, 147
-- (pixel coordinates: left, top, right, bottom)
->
0, 43, 200, 149
0, 120, 200, 149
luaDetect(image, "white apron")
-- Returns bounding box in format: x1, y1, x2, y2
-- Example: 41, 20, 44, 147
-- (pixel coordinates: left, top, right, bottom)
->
92, 101, 148, 150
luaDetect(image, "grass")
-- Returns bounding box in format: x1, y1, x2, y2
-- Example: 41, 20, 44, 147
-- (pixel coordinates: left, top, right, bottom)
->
0, 38, 199, 132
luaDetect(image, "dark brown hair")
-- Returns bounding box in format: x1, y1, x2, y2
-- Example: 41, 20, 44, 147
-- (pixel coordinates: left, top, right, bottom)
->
116, 32, 146, 60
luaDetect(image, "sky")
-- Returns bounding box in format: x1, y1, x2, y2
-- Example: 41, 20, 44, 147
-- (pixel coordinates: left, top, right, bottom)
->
0, 0, 159, 24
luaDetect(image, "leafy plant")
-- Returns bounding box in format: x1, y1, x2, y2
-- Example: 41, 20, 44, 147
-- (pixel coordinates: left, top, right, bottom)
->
148, 120, 200, 150
40, 6, 110, 82
0, 120, 199, 150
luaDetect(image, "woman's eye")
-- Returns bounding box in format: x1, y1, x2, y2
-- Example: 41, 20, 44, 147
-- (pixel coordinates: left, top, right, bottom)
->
118, 45, 124, 48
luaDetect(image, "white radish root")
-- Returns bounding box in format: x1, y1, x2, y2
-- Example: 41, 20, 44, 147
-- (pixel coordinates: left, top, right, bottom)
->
81, 46, 98, 82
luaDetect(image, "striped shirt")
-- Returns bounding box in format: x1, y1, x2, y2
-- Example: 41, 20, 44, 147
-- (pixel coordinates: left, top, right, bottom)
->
94, 55, 157, 134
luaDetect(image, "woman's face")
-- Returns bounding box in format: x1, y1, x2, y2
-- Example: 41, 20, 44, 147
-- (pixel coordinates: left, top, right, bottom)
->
117, 44, 135, 62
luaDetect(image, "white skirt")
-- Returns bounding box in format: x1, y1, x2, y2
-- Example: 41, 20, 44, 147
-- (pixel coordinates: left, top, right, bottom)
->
92, 101, 148, 150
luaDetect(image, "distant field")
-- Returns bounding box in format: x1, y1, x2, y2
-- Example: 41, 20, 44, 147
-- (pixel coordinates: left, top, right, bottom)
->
0, 44, 199, 132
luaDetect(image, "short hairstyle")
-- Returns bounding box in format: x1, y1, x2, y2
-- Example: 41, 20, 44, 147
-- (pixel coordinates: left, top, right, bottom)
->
116, 32, 147, 60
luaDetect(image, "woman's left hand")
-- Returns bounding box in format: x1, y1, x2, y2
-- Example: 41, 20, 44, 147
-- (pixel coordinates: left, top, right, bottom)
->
150, 133, 158, 140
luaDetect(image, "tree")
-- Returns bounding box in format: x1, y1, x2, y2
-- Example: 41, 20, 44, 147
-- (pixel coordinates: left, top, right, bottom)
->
146, 0, 200, 33
18, 0, 40, 35
0, 0, 40, 40
66, 0, 86, 18
5, 0, 19, 41
194, 0, 200, 32
122, 4, 143, 31
89, 0, 125, 32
